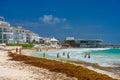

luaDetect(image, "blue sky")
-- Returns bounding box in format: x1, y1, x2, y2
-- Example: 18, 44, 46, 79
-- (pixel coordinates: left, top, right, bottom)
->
1, 0, 120, 43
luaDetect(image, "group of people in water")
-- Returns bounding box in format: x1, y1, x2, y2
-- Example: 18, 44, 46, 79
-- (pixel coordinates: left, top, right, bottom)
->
57, 52, 70, 59
42, 50, 91, 59
84, 52, 91, 58
42, 51, 70, 59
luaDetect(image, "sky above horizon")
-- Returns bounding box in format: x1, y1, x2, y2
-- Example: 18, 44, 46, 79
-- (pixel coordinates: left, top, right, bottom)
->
0, 0, 120, 43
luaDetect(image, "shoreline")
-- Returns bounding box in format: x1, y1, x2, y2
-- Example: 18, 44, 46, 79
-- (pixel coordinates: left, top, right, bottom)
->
8, 48, 117, 80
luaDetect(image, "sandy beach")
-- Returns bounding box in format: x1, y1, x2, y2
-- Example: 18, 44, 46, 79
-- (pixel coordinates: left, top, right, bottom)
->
0, 50, 77, 80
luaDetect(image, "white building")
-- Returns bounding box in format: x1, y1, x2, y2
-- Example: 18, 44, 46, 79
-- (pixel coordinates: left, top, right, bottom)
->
0, 16, 13, 44
14, 26, 26, 44
43, 37, 59, 48
50, 38, 58, 47
24, 30, 39, 43
0, 16, 39, 44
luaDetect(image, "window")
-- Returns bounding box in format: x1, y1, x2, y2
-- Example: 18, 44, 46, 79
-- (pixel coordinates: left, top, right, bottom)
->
3, 34, 7, 39
0, 34, 2, 38
3, 28, 8, 32
0, 28, 2, 32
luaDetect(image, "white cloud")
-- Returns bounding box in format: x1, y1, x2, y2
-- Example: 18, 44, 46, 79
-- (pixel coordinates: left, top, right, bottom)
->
12, 15, 69, 28
40, 15, 67, 24
53, 17, 60, 24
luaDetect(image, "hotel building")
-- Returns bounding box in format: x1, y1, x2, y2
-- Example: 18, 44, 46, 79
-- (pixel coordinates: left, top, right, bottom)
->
0, 16, 39, 44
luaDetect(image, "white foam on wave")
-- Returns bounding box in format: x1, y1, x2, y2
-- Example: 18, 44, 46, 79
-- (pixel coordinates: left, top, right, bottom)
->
62, 48, 110, 53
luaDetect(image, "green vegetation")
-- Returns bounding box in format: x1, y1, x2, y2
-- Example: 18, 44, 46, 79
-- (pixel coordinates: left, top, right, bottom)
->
7, 44, 33, 48
8, 53, 116, 80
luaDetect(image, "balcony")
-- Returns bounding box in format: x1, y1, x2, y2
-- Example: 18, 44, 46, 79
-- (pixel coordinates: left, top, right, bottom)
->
2, 32, 13, 34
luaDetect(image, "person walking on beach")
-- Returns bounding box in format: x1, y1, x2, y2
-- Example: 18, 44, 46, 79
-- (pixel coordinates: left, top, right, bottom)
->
16, 48, 18, 54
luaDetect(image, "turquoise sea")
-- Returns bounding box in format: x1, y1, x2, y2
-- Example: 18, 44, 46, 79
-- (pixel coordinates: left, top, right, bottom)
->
26, 48, 120, 78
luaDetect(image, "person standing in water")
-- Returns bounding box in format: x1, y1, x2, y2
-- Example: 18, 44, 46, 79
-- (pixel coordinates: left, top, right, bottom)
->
88, 53, 90, 58
63, 52, 65, 56
67, 52, 70, 59
43, 52, 45, 57
57, 53, 59, 58
84, 52, 88, 58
